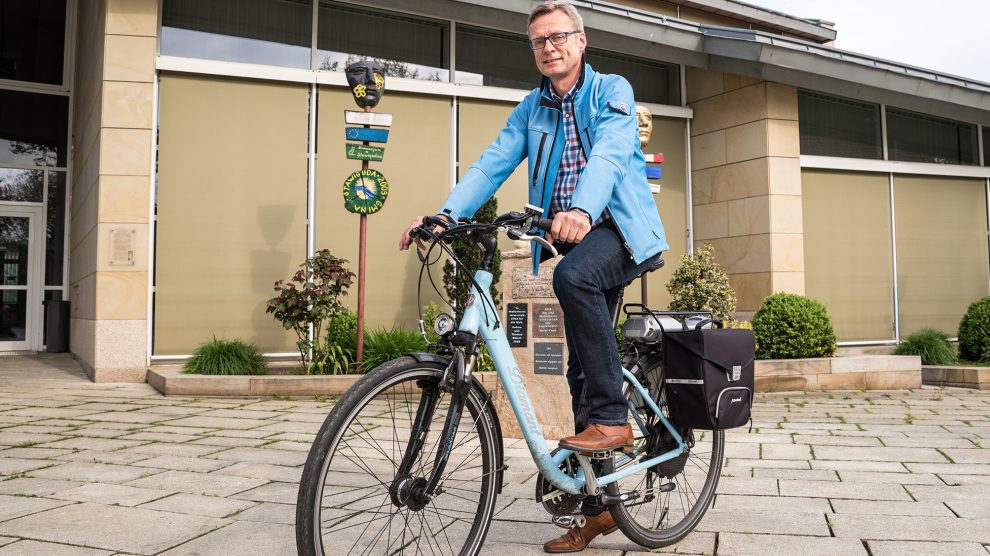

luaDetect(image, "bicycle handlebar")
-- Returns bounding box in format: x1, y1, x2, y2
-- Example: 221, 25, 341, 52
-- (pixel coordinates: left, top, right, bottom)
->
411, 207, 558, 259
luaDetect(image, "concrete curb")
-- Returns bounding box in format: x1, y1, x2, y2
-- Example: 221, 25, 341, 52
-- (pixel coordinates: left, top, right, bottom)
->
146, 368, 363, 397
922, 365, 990, 390
147, 355, 922, 397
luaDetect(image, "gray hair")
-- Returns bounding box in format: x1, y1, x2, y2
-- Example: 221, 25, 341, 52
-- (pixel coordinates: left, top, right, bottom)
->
528, 1, 585, 32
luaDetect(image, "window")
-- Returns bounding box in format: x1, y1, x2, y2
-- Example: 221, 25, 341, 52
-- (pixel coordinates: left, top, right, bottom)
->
155, 74, 309, 354
585, 49, 680, 105
0, 0, 66, 85
455, 26, 537, 90
45, 170, 65, 285
161, 0, 313, 68
886, 107, 978, 165
983, 126, 989, 165
317, 2, 449, 81
803, 170, 893, 341
798, 91, 882, 159
0, 89, 68, 168
894, 176, 989, 334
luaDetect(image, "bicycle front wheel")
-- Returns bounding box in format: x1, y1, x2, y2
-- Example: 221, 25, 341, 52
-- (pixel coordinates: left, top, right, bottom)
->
296, 356, 501, 556
607, 354, 724, 548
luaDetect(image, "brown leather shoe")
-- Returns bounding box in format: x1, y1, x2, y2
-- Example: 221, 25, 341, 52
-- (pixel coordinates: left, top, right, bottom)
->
558, 423, 633, 454
543, 511, 618, 553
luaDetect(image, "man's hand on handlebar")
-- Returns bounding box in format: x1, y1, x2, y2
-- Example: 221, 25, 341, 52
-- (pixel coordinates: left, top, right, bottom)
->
547, 209, 591, 245
399, 215, 451, 251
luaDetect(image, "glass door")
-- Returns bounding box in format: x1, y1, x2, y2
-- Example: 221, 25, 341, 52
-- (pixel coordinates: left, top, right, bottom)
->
0, 206, 41, 351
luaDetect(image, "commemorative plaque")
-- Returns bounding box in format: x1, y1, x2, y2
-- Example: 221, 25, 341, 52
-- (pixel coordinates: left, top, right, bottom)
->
507, 303, 528, 347
534, 342, 565, 375
532, 303, 564, 338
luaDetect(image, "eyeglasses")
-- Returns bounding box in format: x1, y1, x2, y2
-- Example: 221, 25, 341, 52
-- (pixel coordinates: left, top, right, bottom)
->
528, 30, 582, 51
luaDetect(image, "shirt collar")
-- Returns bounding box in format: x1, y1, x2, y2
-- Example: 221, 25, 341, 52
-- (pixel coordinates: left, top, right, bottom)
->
550, 80, 580, 103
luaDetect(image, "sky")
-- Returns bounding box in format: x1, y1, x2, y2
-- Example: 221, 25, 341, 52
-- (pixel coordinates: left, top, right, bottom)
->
744, 0, 990, 84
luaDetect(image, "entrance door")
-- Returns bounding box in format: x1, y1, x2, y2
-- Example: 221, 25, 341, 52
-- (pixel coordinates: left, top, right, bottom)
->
0, 206, 41, 351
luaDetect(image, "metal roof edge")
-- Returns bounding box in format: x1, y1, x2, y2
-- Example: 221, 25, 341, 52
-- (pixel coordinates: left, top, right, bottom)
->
662, 0, 836, 42
378, 0, 990, 116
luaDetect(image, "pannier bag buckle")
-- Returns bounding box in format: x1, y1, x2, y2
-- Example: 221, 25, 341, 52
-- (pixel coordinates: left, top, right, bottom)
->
731, 364, 742, 382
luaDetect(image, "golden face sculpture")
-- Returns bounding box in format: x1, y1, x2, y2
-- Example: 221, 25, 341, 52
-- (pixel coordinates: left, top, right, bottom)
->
636, 105, 653, 148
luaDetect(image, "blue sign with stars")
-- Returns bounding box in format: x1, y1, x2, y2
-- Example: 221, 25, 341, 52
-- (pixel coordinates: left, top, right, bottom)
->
345, 127, 389, 143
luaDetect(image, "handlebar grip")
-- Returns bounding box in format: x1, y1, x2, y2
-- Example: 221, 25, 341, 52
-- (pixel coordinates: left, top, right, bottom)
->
533, 217, 553, 232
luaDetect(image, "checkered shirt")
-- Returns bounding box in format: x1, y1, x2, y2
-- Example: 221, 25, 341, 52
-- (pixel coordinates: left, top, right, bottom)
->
549, 85, 587, 217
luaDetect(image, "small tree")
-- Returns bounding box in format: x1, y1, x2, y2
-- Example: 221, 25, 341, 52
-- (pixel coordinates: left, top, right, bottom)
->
443, 197, 502, 320
666, 244, 736, 321
267, 250, 355, 374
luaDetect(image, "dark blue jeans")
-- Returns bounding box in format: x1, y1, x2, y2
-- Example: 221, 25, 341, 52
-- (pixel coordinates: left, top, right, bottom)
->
552, 219, 662, 430
551, 219, 661, 517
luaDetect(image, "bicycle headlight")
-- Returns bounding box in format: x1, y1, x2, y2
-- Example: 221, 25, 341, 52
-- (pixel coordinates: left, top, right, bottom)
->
433, 313, 456, 337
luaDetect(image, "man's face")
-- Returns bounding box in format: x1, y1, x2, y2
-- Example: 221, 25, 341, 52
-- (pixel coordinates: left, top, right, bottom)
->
528, 10, 586, 85
636, 105, 653, 147
345, 60, 385, 108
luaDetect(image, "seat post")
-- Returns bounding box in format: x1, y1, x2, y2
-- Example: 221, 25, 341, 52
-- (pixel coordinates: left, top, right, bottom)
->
610, 285, 626, 328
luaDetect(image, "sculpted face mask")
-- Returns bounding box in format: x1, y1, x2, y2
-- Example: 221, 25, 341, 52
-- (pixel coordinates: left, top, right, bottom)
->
345, 60, 385, 108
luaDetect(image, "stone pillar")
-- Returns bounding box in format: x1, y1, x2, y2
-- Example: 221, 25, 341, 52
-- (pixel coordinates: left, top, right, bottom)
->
494, 248, 573, 440
70, 0, 156, 381
686, 69, 804, 316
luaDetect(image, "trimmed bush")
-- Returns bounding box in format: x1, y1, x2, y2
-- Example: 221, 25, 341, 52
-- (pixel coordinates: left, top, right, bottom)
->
894, 328, 957, 366
752, 293, 837, 360
361, 327, 428, 372
183, 338, 267, 375
666, 244, 736, 321
959, 297, 990, 362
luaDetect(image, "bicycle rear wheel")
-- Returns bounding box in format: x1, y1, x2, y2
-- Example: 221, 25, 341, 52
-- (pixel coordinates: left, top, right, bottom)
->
607, 353, 724, 548
296, 356, 501, 556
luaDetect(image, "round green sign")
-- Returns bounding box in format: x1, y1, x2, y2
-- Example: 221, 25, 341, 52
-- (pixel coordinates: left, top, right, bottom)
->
343, 169, 389, 215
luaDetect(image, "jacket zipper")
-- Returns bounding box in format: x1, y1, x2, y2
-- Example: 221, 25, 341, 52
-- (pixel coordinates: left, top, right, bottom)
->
539, 112, 562, 211
579, 122, 635, 258
532, 132, 548, 186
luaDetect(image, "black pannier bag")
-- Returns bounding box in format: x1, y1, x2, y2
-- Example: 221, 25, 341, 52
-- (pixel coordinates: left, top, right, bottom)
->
662, 326, 755, 430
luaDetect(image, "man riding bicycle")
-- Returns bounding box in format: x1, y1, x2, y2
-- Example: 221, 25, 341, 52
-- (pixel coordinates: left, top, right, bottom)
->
400, 1, 668, 551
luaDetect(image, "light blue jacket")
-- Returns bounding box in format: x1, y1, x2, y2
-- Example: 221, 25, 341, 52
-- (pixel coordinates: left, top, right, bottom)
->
438, 64, 668, 274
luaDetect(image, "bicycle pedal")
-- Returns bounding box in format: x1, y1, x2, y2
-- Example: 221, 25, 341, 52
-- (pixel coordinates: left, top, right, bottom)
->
551, 514, 585, 529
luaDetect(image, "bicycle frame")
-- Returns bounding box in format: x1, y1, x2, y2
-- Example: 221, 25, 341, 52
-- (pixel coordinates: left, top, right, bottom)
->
461, 269, 687, 496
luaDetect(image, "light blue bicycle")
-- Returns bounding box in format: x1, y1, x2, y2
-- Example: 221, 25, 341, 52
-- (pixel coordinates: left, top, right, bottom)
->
296, 207, 724, 555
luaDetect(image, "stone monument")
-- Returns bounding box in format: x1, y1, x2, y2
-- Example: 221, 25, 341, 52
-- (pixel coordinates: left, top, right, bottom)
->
494, 244, 574, 440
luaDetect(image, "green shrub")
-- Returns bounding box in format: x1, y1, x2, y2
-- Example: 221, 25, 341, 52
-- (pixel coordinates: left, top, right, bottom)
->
361, 327, 428, 372
666, 244, 736, 321
894, 328, 957, 366
752, 293, 837, 360
959, 296, 990, 362
310, 343, 352, 375
183, 338, 267, 375
327, 311, 358, 359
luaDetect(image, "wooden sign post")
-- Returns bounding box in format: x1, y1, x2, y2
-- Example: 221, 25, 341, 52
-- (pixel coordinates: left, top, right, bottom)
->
343, 61, 390, 367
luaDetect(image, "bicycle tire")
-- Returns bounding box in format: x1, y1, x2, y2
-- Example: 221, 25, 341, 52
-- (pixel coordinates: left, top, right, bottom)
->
296, 356, 501, 556
607, 353, 724, 548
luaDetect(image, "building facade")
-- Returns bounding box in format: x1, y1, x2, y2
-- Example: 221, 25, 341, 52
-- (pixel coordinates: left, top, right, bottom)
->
0, 0, 987, 380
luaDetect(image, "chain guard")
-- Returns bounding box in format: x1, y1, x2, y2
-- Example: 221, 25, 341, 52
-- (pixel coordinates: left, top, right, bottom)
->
535, 449, 585, 517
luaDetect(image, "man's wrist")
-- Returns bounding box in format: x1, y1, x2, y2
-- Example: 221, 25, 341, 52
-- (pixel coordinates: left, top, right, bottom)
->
570, 207, 592, 225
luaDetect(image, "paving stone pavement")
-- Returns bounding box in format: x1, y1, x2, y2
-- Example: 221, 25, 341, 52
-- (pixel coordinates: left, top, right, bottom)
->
1, 355, 990, 555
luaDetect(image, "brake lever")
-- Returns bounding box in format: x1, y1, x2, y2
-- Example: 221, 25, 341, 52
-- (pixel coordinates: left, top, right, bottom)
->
519, 232, 558, 258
